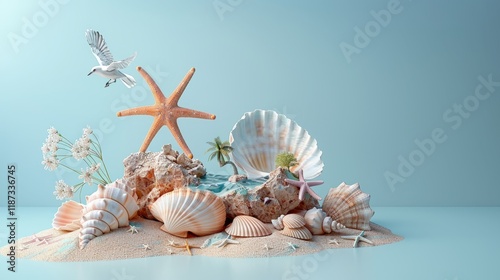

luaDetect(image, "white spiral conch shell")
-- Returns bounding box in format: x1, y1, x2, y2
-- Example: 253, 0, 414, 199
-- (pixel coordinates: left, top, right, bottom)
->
322, 182, 374, 231
304, 207, 346, 235
229, 109, 324, 180
52, 200, 84, 231
150, 188, 226, 238
79, 179, 139, 249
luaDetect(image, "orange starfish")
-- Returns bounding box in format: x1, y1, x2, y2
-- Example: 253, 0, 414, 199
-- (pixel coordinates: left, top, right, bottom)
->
117, 66, 216, 158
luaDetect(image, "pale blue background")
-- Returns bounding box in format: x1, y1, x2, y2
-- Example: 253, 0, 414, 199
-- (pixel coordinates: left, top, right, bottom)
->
1, 0, 499, 207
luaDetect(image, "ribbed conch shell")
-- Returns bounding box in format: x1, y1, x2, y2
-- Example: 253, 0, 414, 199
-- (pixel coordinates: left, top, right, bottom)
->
322, 182, 374, 231
225, 215, 271, 237
273, 213, 313, 240
150, 188, 226, 238
229, 109, 324, 180
79, 179, 139, 249
304, 207, 346, 235
52, 200, 83, 231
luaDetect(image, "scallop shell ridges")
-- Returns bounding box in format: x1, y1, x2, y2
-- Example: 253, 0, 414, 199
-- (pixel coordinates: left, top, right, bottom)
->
321, 182, 374, 231
150, 188, 226, 238
280, 226, 313, 240
52, 200, 83, 231
225, 215, 272, 237
79, 180, 139, 249
229, 109, 323, 180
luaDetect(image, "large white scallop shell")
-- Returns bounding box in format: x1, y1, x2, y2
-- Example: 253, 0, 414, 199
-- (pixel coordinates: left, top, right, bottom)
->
150, 188, 226, 238
79, 180, 139, 249
225, 215, 271, 237
52, 200, 83, 231
322, 182, 374, 231
229, 109, 323, 179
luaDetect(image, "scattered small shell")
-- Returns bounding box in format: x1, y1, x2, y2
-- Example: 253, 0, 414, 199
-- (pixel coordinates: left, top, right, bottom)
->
280, 226, 313, 240
150, 188, 226, 238
271, 214, 285, 230
225, 215, 271, 237
52, 200, 83, 231
322, 182, 374, 231
282, 214, 306, 229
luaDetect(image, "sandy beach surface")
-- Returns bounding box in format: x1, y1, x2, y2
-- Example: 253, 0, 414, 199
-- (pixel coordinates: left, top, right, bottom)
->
1, 217, 402, 262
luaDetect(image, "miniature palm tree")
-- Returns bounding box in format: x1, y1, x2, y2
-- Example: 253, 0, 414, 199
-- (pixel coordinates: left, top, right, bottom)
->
206, 137, 239, 175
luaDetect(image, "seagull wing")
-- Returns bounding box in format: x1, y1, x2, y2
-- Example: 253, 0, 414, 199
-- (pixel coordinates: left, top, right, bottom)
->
85, 29, 114, 66
107, 52, 137, 71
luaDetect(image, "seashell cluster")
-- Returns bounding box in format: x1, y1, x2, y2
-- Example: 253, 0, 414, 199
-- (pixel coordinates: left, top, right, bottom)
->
303, 207, 346, 235
150, 188, 226, 238
229, 109, 323, 180
52, 200, 84, 231
225, 215, 271, 237
322, 182, 374, 231
79, 179, 139, 249
272, 214, 312, 240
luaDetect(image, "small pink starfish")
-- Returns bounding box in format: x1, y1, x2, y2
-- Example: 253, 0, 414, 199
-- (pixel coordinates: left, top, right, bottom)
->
285, 169, 323, 201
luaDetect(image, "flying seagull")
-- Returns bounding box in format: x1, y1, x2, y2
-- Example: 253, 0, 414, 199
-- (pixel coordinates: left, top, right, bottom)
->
85, 29, 137, 88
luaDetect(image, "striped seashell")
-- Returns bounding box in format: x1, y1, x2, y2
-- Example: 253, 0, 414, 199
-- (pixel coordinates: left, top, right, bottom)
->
52, 200, 83, 231
229, 109, 324, 180
150, 188, 226, 238
225, 215, 272, 237
322, 182, 374, 231
282, 214, 306, 229
280, 226, 313, 240
79, 180, 139, 249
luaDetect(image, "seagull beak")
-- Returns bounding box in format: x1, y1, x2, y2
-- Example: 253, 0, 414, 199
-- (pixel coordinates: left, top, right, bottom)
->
87, 71, 93, 76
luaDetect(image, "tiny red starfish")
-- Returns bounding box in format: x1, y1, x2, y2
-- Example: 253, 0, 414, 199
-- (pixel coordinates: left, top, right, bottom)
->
117, 66, 216, 158
285, 169, 323, 201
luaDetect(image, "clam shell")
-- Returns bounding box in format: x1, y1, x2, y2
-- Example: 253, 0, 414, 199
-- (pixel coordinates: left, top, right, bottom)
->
52, 200, 83, 231
225, 215, 271, 237
150, 188, 226, 238
322, 182, 374, 231
280, 226, 313, 240
229, 109, 323, 179
282, 214, 306, 229
79, 182, 139, 249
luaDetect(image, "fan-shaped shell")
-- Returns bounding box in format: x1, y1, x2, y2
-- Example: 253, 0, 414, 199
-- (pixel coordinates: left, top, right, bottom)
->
52, 200, 83, 231
282, 214, 306, 229
280, 226, 313, 240
229, 109, 323, 180
225, 215, 272, 237
322, 182, 374, 231
150, 188, 226, 238
79, 181, 139, 249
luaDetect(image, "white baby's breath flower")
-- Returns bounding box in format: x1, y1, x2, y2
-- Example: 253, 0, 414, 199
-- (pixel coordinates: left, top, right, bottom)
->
90, 163, 101, 173
72, 137, 90, 160
47, 127, 58, 135
53, 180, 69, 200
79, 167, 94, 186
83, 126, 93, 137
42, 155, 59, 171
63, 185, 74, 199
41, 142, 51, 154
46, 127, 61, 144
